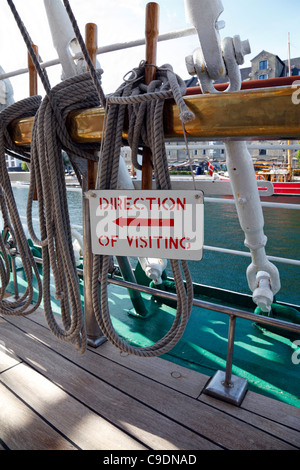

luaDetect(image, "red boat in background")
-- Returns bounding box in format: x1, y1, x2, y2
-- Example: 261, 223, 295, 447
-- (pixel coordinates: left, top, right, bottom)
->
254, 162, 300, 201
272, 181, 300, 195
204, 160, 300, 203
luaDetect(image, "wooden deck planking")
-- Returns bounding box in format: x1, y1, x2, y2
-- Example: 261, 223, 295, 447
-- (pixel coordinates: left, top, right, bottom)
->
199, 394, 300, 448
241, 392, 300, 429
0, 314, 219, 450
1, 360, 146, 451
0, 381, 77, 450
0, 310, 299, 451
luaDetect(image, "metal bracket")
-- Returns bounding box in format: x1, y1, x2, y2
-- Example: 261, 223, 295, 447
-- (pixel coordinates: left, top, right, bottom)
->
184, 0, 225, 80
204, 370, 248, 406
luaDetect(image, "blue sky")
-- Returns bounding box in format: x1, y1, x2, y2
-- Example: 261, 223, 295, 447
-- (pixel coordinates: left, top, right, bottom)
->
1, 0, 299, 99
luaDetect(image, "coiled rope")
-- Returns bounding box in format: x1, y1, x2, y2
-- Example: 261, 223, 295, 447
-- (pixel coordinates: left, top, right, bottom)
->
7, 0, 196, 356
90, 62, 196, 357
27, 73, 106, 353
0, 98, 42, 314
60, 0, 196, 357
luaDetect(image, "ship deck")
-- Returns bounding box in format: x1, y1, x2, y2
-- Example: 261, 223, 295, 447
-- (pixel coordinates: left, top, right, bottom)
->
0, 308, 299, 451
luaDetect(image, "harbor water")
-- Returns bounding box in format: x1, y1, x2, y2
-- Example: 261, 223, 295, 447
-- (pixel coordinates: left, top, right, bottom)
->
12, 183, 300, 307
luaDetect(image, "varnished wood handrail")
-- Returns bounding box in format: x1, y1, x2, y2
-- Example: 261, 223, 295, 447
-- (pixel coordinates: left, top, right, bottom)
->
9, 83, 300, 146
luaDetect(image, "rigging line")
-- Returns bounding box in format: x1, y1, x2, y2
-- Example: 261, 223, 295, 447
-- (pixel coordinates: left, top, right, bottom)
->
6, 0, 51, 95
0, 100, 43, 315
6, 0, 100, 164
181, 122, 197, 191
90, 63, 195, 357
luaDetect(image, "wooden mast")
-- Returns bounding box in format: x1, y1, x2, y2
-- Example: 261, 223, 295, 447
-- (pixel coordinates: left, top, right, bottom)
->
142, 2, 159, 190
28, 45, 38, 97
85, 23, 98, 188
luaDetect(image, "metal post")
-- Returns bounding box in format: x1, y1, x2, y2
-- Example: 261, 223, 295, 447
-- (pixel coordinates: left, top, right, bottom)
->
10, 250, 19, 300
5, 241, 23, 305
82, 178, 106, 347
204, 314, 248, 406
224, 315, 236, 386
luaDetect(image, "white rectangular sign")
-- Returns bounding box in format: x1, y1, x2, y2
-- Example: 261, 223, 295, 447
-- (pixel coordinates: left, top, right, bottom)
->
88, 190, 204, 260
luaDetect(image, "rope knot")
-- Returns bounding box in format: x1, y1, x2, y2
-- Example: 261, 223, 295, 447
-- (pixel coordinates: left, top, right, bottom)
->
54, 291, 65, 300
180, 109, 195, 125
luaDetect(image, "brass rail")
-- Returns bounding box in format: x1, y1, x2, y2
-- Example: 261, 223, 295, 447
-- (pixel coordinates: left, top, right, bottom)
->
10, 85, 300, 146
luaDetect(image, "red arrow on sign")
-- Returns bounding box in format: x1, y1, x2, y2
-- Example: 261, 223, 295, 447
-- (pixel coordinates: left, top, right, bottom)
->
113, 217, 174, 227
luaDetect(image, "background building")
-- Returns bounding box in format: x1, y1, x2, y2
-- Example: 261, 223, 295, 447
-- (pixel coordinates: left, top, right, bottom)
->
178, 50, 300, 168
243, 50, 300, 81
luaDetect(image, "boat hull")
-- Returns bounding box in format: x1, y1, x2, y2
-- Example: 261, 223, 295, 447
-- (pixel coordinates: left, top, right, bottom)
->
272, 181, 300, 196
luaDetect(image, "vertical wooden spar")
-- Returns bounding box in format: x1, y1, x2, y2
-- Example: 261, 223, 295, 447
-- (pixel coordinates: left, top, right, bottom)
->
83, 23, 105, 346
28, 45, 39, 201
85, 23, 98, 188
142, 2, 159, 190
83, 23, 147, 333
28, 45, 38, 97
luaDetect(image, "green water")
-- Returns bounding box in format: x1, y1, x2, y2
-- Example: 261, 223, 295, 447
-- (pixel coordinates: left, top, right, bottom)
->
192, 199, 300, 306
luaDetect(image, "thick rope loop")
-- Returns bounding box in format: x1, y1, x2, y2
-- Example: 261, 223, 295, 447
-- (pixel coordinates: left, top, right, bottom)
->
0, 96, 41, 163
91, 63, 195, 357
107, 63, 194, 172
0, 99, 43, 315
6, 0, 107, 353
26, 72, 107, 353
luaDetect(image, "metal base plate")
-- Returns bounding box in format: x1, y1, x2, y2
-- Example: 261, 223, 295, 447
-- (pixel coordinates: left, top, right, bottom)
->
87, 336, 108, 348
4, 295, 24, 304
127, 307, 152, 319
204, 370, 248, 406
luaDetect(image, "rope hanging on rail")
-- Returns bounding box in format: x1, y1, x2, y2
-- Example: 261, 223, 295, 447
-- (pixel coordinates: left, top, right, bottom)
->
55, 0, 197, 356
90, 61, 195, 356
6, 0, 196, 356
47, 0, 197, 356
